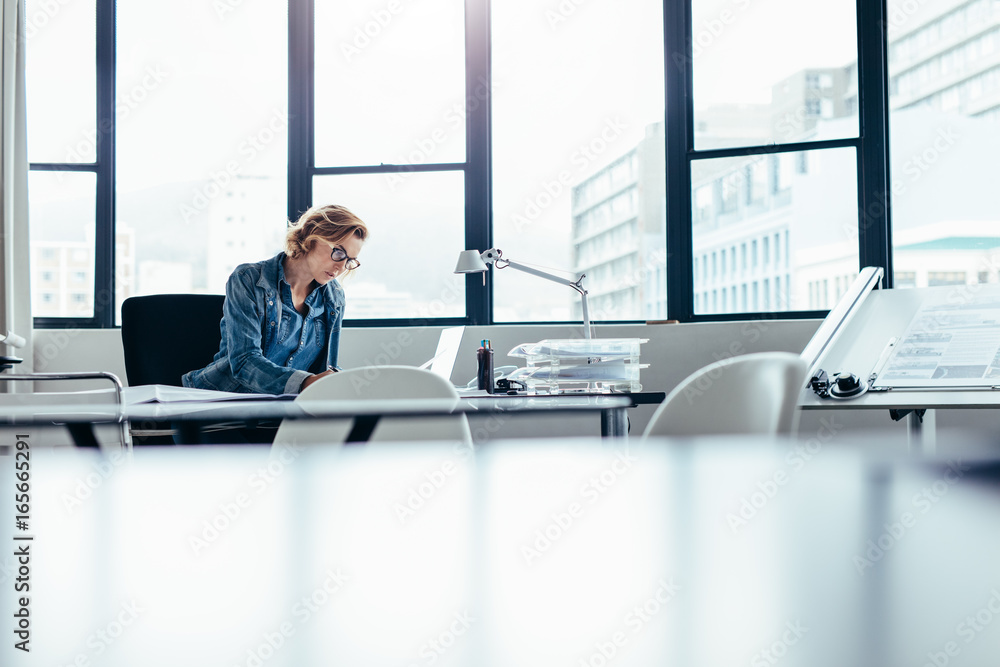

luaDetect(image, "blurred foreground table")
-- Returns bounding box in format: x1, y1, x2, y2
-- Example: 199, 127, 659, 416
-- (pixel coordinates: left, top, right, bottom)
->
2, 434, 999, 666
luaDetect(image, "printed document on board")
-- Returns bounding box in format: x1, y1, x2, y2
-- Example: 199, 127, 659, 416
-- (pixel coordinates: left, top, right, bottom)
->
876, 292, 1000, 388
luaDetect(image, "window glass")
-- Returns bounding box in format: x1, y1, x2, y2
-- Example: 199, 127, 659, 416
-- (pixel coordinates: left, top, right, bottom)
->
313, 172, 465, 320
691, 0, 858, 148
314, 0, 465, 168
25, 0, 96, 163
29, 172, 97, 318
492, 0, 665, 323
692, 148, 859, 314
116, 0, 288, 321
888, 0, 1000, 291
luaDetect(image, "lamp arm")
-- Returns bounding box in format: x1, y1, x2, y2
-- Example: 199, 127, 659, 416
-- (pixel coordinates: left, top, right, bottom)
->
502, 258, 592, 340
503, 259, 581, 290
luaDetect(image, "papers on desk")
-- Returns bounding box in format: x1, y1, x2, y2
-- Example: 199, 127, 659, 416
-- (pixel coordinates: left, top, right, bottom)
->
122, 384, 295, 405
876, 293, 1000, 388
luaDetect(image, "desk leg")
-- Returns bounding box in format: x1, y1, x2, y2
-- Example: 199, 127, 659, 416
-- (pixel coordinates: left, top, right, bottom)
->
177, 421, 204, 445
907, 409, 936, 455
601, 407, 628, 438
345, 415, 380, 444
66, 423, 100, 448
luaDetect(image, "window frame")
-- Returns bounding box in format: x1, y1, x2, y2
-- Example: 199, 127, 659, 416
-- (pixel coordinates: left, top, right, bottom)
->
30, 0, 895, 329
30, 0, 115, 329
664, 0, 891, 322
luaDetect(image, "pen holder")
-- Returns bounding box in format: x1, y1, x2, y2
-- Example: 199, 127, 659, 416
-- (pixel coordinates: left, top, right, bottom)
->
477, 346, 495, 393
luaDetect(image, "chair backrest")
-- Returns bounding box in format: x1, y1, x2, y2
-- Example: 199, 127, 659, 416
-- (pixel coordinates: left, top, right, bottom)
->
120, 294, 225, 387
642, 352, 809, 439
272, 365, 473, 448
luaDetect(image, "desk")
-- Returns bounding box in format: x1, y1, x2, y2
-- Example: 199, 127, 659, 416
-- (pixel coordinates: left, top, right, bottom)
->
0, 395, 635, 447
800, 389, 1000, 453
799, 278, 1000, 453
461, 391, 664, 440
3, 435, 999, 666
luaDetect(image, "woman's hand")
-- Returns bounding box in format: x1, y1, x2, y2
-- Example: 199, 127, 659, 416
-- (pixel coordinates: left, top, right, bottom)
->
301, 368, 337, 391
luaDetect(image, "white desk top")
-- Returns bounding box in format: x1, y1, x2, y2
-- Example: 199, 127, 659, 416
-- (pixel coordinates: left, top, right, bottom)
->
3, 436, 1000, 666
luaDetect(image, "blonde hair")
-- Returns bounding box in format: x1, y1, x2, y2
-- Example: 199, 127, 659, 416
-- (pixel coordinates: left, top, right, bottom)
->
284, 204, 368, 260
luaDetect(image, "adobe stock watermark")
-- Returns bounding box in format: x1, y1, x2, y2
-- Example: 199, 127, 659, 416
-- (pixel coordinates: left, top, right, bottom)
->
750, 620, 809, 667
880, 0, 932, 32
55, 601, 144, 667
60, 449, 131, 514
920, 589, 1000, 667
338, 0, 414, 63
669, 0, 755, 74
545, 0, 591, 30
512, 117, 628, 234
33, 327, 82, 372
233, 567, 350, 667
404, 610, 475, 667
385, 76, 498, 192
178, 108, 289, 223
679, 315, 776, 407
213, 0, 248, 20
23, 0, 72, 40
189, 441, 305, 556
579, 579, 680, 667
847, 125, 959, 242
726, 416, 843, 534
62, 65, 170, 164
853, 460, 971, 574
343, 330, 416, 394
392, 456, 462, 525
521, 449, 639, 565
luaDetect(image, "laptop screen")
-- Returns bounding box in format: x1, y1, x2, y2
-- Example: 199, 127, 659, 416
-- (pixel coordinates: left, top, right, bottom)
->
419, 326, 465, 382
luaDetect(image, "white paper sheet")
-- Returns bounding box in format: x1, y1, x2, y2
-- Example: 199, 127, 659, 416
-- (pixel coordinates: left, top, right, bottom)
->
875, 292, 1000, 387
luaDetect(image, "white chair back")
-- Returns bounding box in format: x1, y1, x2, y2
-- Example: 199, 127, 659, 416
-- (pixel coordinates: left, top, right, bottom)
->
272, 365, 472, 448
642, 352, 809, 438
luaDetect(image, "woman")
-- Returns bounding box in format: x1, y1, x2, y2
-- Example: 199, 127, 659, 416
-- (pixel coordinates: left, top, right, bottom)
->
183, 204, 367, 395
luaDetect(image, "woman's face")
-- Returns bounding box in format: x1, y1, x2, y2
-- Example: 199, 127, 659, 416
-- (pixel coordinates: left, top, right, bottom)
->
306, 234, 364, 285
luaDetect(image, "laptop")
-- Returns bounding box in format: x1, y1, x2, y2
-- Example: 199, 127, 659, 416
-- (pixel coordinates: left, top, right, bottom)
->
419, 326, 466, 385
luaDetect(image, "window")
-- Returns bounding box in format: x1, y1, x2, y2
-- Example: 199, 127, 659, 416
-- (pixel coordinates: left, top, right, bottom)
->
894, 271, 916, 289
928, 272, 967, 286
493, 0, 665, 322
888, 0, 1000, 295
21, 0, 944, 327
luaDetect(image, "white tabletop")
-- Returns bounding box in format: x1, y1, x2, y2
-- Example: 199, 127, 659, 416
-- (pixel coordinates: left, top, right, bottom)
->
3, 435, 999, 666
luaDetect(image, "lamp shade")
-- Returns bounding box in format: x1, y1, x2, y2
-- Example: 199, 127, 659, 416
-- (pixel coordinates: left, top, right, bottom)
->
454, 249, 489, 273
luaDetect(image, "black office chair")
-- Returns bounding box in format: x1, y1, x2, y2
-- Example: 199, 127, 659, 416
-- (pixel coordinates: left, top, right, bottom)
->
120, 293, 277, 445
120, 294, 225, 387
120, 294, 226, 445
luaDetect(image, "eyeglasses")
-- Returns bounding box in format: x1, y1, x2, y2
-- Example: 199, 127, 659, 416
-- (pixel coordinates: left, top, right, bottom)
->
330, 246, 361, 270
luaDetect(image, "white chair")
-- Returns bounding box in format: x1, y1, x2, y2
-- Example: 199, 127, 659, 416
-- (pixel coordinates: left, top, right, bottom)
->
271, 365, 472, 448
642, 352, 809, 438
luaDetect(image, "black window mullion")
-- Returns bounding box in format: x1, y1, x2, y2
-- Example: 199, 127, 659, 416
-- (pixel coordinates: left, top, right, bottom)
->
665, 0, 693, 321
856, 0, 893, 286
288, 0, 314, 223
94, 0, 115, 328
464, 0, 492, 326
313, 162, 466, 176
691, 136, 860, 162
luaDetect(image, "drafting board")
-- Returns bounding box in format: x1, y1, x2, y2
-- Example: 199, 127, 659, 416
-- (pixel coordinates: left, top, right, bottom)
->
798, 271, 1000, 411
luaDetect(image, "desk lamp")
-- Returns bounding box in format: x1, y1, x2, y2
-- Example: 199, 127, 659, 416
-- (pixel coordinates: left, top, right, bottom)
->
455, 248, 592, 339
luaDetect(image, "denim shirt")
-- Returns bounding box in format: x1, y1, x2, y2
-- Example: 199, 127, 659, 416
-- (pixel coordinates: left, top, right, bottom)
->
182, 252, 345, 395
